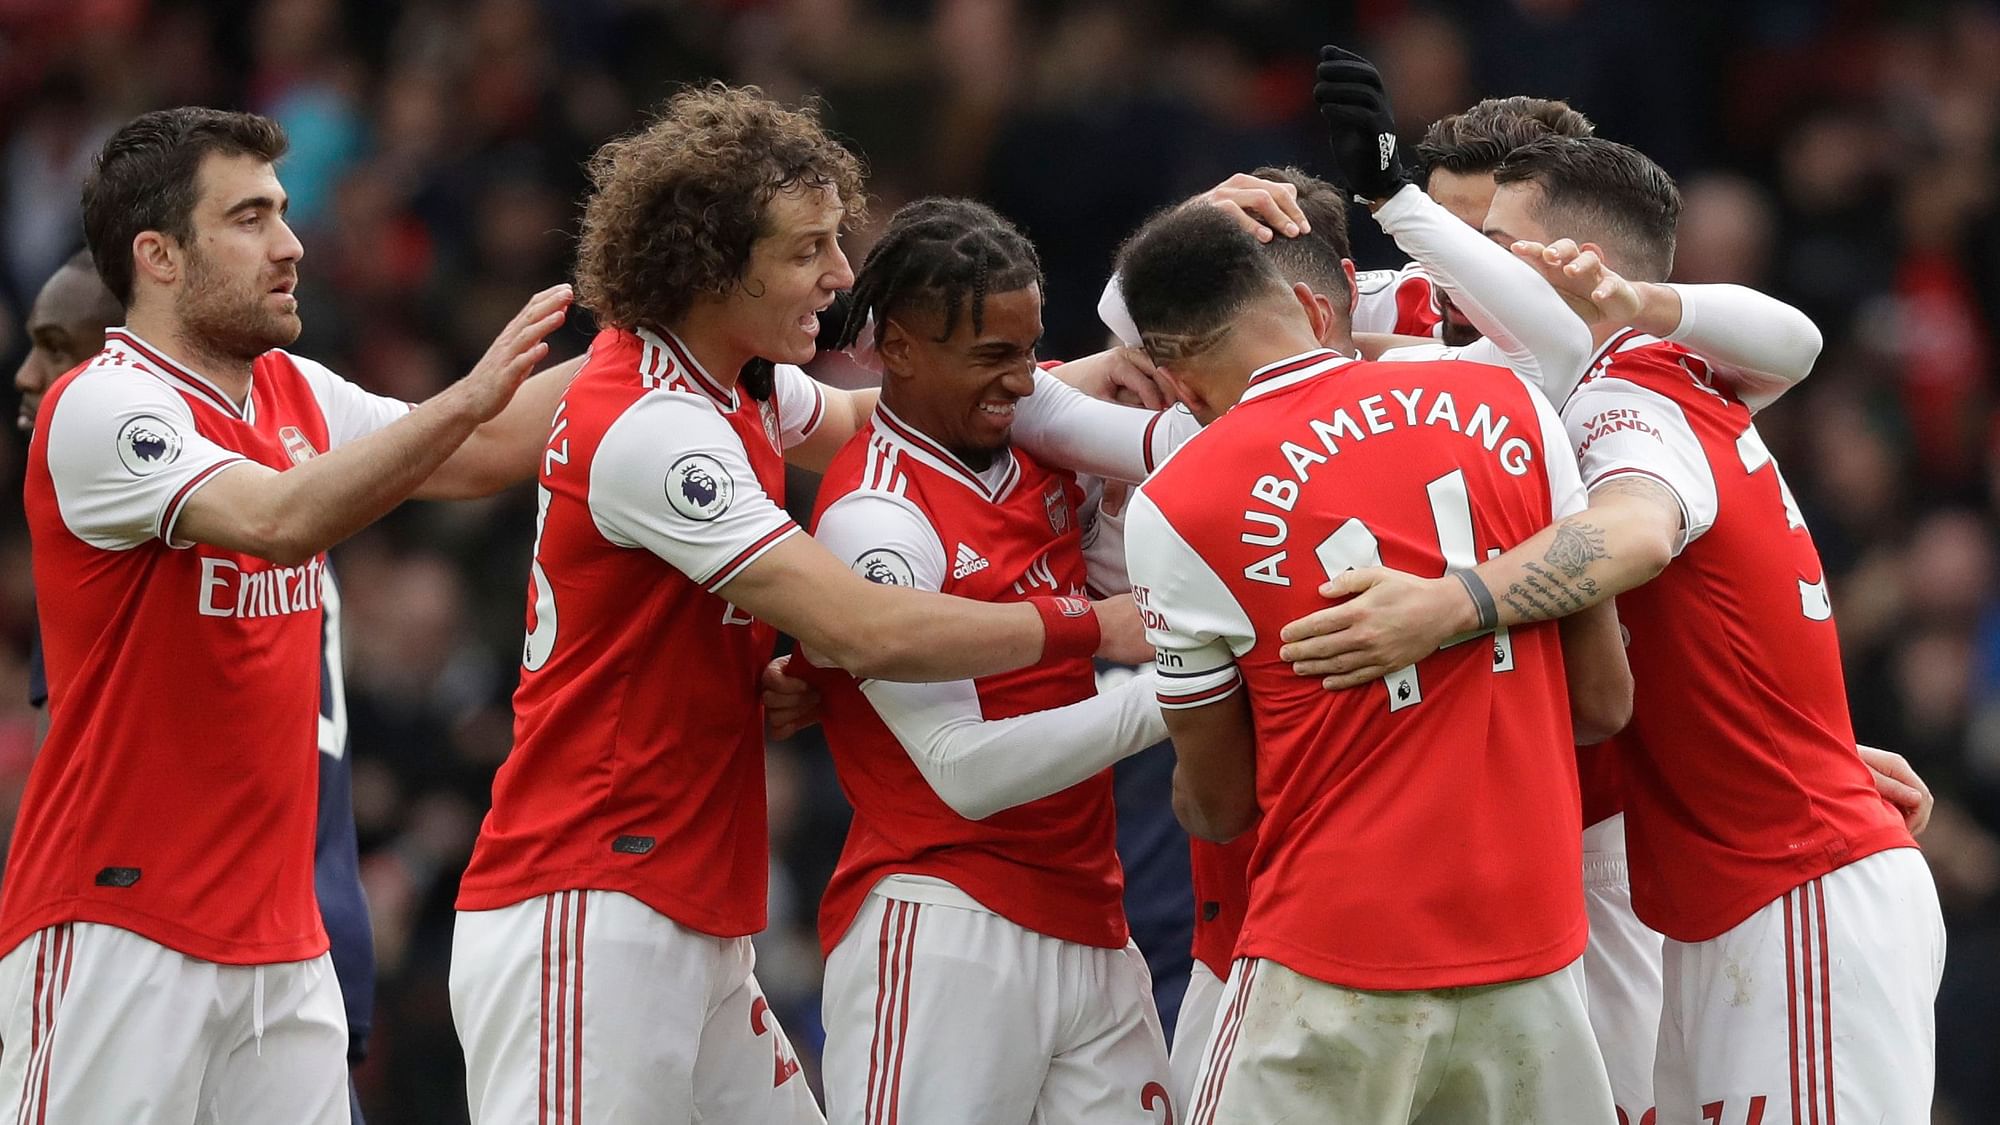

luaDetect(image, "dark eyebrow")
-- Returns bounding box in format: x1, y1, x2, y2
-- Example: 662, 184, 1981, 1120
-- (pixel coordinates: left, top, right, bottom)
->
226, 195, 287, 218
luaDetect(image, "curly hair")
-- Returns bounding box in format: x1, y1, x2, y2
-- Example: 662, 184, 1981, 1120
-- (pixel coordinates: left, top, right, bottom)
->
574, 83, 865, 335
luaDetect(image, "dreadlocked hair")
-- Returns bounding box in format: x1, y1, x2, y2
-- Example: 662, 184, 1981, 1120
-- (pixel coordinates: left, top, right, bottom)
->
836, 198, 1044, 350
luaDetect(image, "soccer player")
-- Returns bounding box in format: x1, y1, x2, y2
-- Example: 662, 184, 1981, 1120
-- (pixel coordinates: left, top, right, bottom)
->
448, 86, 1168, 1125
12, 251, 381, 1124
1117, 201, 1627, 1124
807, 198, 1177, 1124
1288, 135, 1946, 1124
1, 107, 571, 1121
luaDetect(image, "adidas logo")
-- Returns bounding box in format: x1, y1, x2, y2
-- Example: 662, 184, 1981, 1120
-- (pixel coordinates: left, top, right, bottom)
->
952, 543, 990, 579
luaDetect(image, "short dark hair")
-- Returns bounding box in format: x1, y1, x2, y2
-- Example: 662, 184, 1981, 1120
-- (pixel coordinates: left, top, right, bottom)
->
1493, 136, 1682, 281
1247, 166, 1352, 306
836, 197, 1043, 349
1417, 96, 1595, 178
1116, 204, 1285, 365
82, 107, 290, 306
575, 83, 865, 336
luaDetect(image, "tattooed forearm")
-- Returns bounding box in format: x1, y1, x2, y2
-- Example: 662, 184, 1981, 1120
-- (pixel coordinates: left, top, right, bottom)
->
1544, 521, 1609, 579
1502, 559, 1595, 622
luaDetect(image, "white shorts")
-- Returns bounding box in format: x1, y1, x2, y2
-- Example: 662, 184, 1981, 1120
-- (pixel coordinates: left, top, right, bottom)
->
450, 889, 821, 1125
0, 922, 347, 1124
820, 881, 1172, 1125
1167, 960, 1225, 1115
1654, 847, 1945, 1125
1189, 956, 1613, 1125
1582, 814, 1665, 1124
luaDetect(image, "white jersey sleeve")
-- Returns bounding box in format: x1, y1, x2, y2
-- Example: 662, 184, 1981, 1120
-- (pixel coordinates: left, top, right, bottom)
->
1563, 377, 1719, 553
286, 352, 412, 449
815, 476, 1166, 819
1078, 476, 1136, 596
44, 367, 253, 551
1662, 283, 1822, 413
772, 363, 831, 448
1012, 369, 1192, 484
1123, 488, 1257, 709
588, 391, 800, 589
860, 671, 1167, 820
812, 488, 950, 596
1371, 184, 1592, 404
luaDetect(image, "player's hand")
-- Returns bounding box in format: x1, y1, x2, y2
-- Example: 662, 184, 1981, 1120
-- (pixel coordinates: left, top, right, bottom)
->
453, 283, 573, 421
1312, 45, 1411, 204
1195, 172, 1310, 243
1048, 346, 1179, 409
1277, 568, 1474, 689
1091, 593, 1155, 667
1859, 744, 1933, 836
1507, 239, 1656, 327
762, 655, 824, 741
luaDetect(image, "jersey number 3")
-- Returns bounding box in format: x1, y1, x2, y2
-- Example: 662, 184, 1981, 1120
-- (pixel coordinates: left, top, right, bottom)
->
1311, 468, 1515, 712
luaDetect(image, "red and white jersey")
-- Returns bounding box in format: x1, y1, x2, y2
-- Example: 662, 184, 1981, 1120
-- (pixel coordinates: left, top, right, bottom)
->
7, 328, 409, 964
1125, 349, 1589, 991
456, 327, 827, 938
1563, 332, 1913, 942
1351, 261, 1445, 339
808, 407, 1127, 955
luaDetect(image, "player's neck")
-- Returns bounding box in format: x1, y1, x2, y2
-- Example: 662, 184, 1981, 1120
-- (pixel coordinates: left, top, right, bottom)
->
667, 309, 754, 391
878, 385, 997, 471
1586, 317, 1625, 349
125, 306, 255, 406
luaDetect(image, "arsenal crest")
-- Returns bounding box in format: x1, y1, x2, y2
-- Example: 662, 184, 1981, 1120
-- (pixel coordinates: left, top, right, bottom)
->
1043, 481, 1071, 535
278, 425, 320, 465
760, 401, 783, 451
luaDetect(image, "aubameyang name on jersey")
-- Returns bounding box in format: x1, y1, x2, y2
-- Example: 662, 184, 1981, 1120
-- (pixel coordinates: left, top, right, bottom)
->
1236, 387, 1535, 587
198, 555, 327, 619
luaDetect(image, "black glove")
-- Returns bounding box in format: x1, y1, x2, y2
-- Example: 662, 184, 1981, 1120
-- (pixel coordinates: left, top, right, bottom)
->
1312, 45, 1410, 203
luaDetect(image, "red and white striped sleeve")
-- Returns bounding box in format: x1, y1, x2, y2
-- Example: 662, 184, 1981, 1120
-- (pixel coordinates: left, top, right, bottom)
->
1122, 487, 1257, 710
43, 364, 250, 551
586, 391, 800, 589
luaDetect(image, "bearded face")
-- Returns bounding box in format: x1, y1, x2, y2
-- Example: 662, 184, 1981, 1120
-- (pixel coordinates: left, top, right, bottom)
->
175, 236, 301, 361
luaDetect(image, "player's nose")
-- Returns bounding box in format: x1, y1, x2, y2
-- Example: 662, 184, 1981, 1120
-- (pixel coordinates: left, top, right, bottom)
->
824, 243, 855, 292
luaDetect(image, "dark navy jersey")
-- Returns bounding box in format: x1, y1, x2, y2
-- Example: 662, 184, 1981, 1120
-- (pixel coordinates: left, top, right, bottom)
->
1110, 720, 1193, 1036
316, 573, 376, 1063
26, 612, 45, 710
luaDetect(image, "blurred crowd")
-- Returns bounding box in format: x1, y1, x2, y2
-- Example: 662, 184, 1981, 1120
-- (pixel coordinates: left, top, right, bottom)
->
1, 0, 1998, 1120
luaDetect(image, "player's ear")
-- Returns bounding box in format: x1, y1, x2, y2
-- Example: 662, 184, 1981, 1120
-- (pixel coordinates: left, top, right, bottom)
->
1344, 260, 1359, 317
131, 231, 180, 291
877, 317, 915, 379
1579, 241, 1614, 272
1292, 282, 1334, 345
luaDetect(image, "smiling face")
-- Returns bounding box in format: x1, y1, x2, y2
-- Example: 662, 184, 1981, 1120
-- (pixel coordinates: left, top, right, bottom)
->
712, 184, 855, 366
881, 284, 1043, 469
171, 151, 305, 360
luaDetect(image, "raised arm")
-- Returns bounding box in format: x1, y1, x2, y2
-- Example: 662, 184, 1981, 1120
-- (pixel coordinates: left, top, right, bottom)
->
177, 284, 571, 562
1511, 239, 1823, 411
416, 352, 585, 500
1368, 185, 1593, 402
